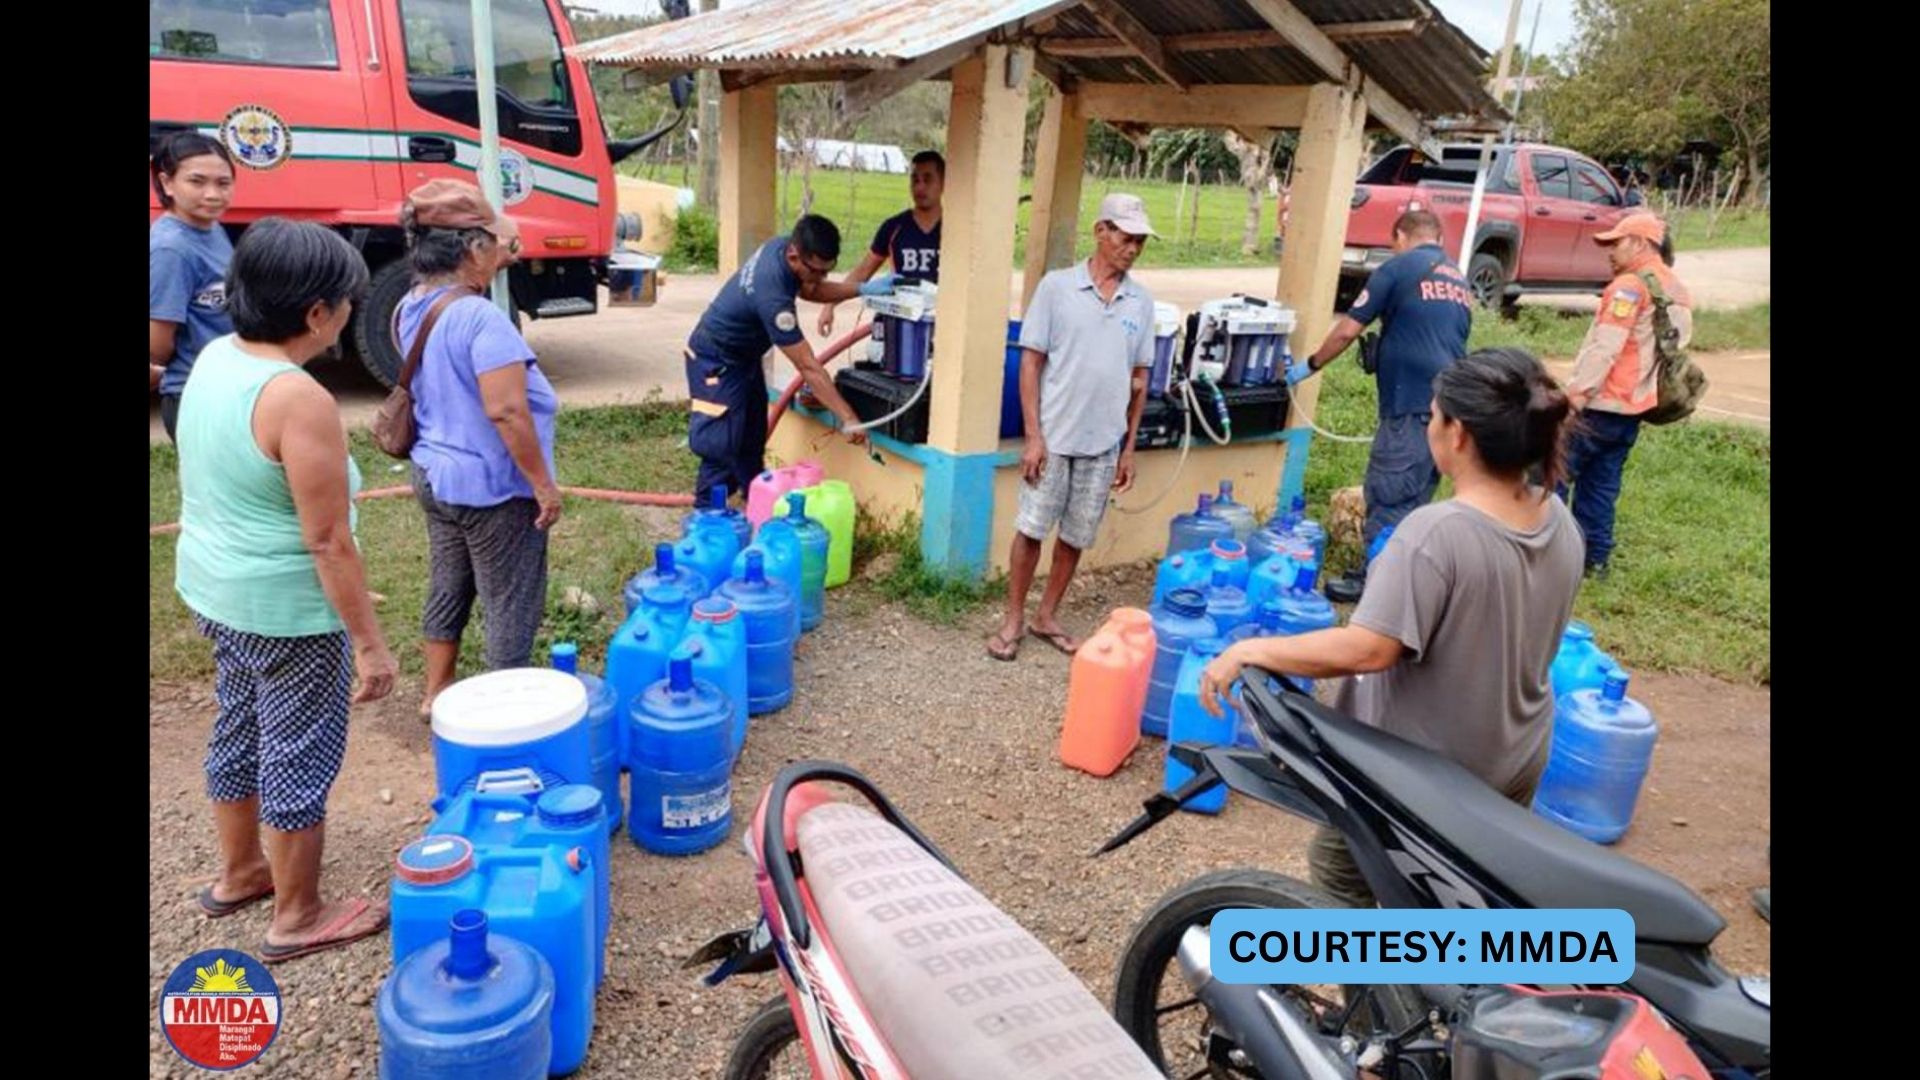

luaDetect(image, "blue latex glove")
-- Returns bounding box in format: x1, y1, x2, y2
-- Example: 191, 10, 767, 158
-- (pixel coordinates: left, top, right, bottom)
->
858, 273, 897, 298
1285, 359, 1315, 386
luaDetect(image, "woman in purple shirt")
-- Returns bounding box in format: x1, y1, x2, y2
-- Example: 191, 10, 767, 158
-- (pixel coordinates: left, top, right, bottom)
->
397, 180, 562, 716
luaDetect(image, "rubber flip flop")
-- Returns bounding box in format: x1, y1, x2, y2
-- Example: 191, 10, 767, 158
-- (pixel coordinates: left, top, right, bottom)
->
1028, 627, 1081, 655
259, 897, 388, 964
986, 631, 1022, 662
198, 882, 275, 919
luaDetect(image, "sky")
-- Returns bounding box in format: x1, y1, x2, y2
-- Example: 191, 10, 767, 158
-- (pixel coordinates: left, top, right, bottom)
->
565, 0, 1577, 60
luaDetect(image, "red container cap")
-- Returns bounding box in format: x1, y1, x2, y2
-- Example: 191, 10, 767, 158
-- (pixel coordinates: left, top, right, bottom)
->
396, 835, 475, 886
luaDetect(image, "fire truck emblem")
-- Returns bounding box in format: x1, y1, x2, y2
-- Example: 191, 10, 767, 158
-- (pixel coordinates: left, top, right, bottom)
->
222, 105, 291, 170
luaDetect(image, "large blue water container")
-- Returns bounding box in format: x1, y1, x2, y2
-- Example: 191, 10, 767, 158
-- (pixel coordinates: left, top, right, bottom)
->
623, 542, 706, 616
999, 321, 1025, 438
716, 550, 797, 716
1165, 637, 1234, 814
1277, 565, 1337, 636
427, 782, 611, 989
1285, 495, 1328, 569
607, 585, 694, 764
1532, 671, 1659, 845
378, 909, 554, 1080
1152, 550, 1213, 607
682, 599, 750, 755
1211, 481, 1258, 542
1143, 589, 1218, 739
1167, 493, 1235, 556
1245, 515, 1294, 567
628, 656, 734, 855
685, 483, 753, 555
1207, 538, 1250, 591
1204, 566, 1254, 635
745, 523, 806, 633
782, 493, 830, 632
675, 513, 742, 598
1550, 621, 1617, 704
548, 643, 622, 836
430, 669, 590, 803
1246, 551, 1300, 611
1227, 599, 1286, 645
390, 837, 594, 1075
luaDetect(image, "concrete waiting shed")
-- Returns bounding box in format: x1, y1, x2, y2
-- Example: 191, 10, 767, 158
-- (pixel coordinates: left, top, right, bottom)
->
575, 0, 1503, 579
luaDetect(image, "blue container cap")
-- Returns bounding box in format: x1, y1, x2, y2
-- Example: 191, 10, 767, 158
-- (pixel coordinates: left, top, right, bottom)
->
445, 909, 493, 980
669, 655, 694, 692
1196, 493, 1214, 514
1292, 565, 1316, 591
1602, 671, 1629, 701
536, 784, 605, 829
1218, 480, 1235, 498
655, 542, 677, 572
743, 549, 767, 583
709, 484, 728, 510
1291, 494, 1306, 513
1163, 588, 1207, 618
788, 492, 808, 516
396, 835, 475, 887
549, 641, 579, 674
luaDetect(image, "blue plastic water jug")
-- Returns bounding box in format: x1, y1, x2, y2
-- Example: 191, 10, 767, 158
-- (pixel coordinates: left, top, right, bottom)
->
1550, 621, 1618, 704
1143, 589, 1218, 739
390, 837, 594, 1075
716, 550, 798, 716
1286, 494, 1328, 569
685, 483, 753, 556
548, 643, 622, 836
745, 521, 807, 635
1152, 550, 1214, 607
607, 585, 694, 764
623, 542, 707, 615
1211, 480, 1258, 542
1165, 637, 1234, 814
782, 493, 830, 632
1532, 670, 1659, 845
1246, 551, 1300, 611
1204, 566, 1254, 634
628, 656, 734, 855
377, 909, 554, 1080
675, 511, 742, 597
1167, 493, 1236, 556
425, 779, 611, 989
681, 599, 750, 756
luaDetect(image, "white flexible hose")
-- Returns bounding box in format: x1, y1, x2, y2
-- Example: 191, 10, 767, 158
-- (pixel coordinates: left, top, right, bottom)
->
840, 366, 932, 435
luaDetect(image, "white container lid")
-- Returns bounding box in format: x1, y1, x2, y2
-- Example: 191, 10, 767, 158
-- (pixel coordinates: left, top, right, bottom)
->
430, 668, 588, 748
1154, 301, 1183, 335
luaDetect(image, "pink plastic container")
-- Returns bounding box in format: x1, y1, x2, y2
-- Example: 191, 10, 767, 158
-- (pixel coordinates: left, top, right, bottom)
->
747, 467, 798, 529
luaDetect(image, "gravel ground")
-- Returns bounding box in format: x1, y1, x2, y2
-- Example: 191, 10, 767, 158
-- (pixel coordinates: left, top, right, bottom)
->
148, 564, 1771, 1078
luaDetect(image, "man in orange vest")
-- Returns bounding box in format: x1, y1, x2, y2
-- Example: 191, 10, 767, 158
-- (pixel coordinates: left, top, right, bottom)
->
1561, 212, 1693, 579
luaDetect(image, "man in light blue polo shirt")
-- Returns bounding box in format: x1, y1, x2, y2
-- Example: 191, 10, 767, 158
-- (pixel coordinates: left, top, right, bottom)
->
989, 194, 1157, 661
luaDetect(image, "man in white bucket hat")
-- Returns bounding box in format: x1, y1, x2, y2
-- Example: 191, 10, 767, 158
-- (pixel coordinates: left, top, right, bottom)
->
990, 194, 1158, 660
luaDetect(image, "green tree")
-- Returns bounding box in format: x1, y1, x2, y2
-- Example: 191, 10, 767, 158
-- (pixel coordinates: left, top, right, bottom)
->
1542, 0, 1769, 203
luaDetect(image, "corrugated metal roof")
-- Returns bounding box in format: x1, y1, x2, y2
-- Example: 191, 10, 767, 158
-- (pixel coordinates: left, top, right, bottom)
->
572, 0, 1503, 123
570, 0, 1069, 69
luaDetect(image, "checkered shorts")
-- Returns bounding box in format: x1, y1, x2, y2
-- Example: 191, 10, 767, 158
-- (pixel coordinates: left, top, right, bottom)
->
1015, 446, 1120, 550
197, 617, 353, 832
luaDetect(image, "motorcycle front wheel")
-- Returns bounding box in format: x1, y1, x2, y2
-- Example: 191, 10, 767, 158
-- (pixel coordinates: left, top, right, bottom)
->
1112, 868, 1429, 1077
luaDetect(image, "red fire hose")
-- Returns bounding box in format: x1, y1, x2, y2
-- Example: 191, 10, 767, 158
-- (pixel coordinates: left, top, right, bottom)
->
152, 323, 875, 539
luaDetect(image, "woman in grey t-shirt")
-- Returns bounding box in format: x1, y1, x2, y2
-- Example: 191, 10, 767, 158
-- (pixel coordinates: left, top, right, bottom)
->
1201, 347, 1584, 908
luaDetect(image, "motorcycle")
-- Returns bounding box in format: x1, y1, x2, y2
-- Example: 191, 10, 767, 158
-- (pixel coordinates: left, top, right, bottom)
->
1097, 672, 1770, 1079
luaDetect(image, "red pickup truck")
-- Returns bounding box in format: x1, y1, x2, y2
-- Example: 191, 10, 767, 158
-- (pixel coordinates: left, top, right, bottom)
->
1333, 142, 1639, 315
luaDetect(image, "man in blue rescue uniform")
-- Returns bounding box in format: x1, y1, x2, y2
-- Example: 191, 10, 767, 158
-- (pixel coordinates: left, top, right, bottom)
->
1289, 209, 1474, 600
817, 150, 945, 336
684, 214, 887, 496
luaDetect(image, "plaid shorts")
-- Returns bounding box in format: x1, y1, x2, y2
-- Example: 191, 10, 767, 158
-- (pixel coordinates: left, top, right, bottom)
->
1015, 446, 1120, 550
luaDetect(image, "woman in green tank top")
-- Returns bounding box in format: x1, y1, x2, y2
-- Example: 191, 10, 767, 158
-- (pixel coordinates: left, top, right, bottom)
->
173, 219, 396, 962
